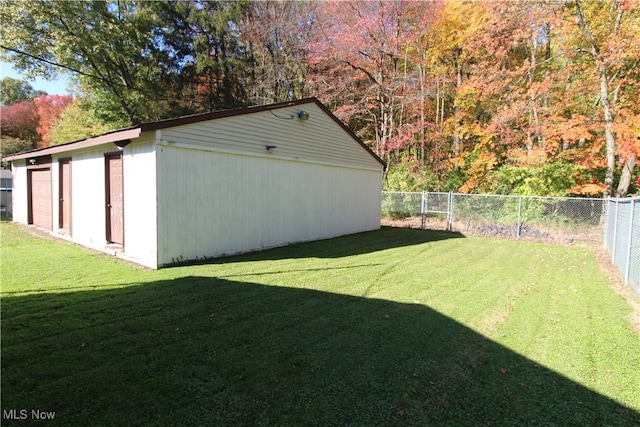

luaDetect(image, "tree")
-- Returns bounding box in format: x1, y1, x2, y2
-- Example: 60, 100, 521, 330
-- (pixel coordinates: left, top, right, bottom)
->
0, 76, 45, 105
309, 0, 438, 160
1, 136, 36, 162
424, 0, 485, 169
0, 100, 40, 164
48, 102, 116, 145
33, 94, 74, 146
2, 0, 637, 196
170, 0, 252, 111
1, 0, 182, 125
567, 0, 640, 197
240, 0, 315, 104
0, 100, 40, 143
417, 0, 639, 196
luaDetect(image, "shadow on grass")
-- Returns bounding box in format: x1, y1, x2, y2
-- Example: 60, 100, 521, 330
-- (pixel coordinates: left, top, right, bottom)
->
2, 276, 638, 426
174, 227, 465, 266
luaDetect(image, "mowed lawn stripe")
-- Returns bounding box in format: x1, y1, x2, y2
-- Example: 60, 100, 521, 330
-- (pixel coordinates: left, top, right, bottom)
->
2, 223, 638, 425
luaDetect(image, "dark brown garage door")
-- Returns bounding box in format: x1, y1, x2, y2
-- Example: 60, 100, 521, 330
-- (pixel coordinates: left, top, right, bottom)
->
29, 168, 53, 230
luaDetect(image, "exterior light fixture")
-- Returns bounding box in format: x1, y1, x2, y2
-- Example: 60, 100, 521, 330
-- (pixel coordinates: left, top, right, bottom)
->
297, 111, 310, 121
114, 140, 131, 150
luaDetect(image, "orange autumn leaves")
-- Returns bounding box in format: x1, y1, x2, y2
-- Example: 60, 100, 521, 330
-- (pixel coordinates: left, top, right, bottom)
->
311, 0, 639, 195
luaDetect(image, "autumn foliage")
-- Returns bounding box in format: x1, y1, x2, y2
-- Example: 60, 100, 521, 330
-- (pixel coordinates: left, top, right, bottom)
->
303, 0, 639, 196
2, 0, 638, 196
0, 94, 74, 160
0, 101, 40, 143
33, 95, 74, 147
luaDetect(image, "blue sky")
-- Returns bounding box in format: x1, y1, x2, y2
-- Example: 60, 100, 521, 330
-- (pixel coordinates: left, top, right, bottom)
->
1, 61, 71, 95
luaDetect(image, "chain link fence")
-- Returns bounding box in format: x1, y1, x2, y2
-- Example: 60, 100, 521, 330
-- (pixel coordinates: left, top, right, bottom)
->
381, 191, 605, 244
605, 198, 639, 298
381, 191, 639, 298
0, 187, 11, 220
1, 169, 12, 220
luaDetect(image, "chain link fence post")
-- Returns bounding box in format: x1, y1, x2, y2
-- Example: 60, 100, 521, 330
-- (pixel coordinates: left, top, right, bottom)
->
421, 192, 426, 230
516, 196, 522, 240
447, 191, 453, 232
611, 199, 619, 263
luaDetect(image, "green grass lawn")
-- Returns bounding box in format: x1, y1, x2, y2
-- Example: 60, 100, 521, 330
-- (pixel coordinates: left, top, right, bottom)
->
1, 222, 639, 426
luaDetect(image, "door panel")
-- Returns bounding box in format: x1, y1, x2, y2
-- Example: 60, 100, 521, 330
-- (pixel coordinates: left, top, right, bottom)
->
106, 154, 124, 245
29, 168, 52, 230
59, 159, 71, 230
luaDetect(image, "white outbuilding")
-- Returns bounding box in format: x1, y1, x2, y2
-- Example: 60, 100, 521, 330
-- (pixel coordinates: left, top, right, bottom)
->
5, 98, 386, 268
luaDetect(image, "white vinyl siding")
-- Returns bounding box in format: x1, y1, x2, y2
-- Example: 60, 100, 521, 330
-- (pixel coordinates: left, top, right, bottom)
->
156, 144, 381, 266
121, 137, 157, 268
160, 103, 381, 171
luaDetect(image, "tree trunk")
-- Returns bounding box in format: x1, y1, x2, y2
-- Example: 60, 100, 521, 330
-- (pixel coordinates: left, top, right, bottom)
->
615, 155, 636, 197
452, 55, 463, 168
527, 30, 542, 156
600, 64, 616, 198
575, 0, 618, 198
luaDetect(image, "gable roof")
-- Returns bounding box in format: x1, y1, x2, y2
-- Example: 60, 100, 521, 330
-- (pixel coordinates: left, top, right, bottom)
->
3, 98, 386, 167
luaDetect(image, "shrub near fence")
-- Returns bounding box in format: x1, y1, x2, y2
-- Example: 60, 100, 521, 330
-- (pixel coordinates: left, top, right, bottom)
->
381, 192, 605, 244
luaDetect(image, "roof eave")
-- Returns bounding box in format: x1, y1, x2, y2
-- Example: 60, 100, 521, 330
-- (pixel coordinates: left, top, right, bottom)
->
3, 128, 142, 161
